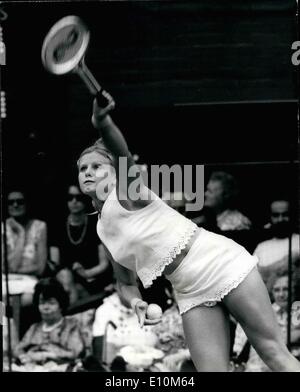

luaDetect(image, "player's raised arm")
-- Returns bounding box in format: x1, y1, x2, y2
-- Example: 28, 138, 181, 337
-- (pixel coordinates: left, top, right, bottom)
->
91, 94, 151, 209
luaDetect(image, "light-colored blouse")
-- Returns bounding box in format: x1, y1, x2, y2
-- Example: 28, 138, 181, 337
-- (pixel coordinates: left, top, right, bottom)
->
97, 186, 197, 288
4, 218, 47, 276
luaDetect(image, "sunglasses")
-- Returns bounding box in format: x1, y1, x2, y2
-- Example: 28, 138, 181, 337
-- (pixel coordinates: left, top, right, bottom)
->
8, 198, 25, 206
67, 194, 85, 203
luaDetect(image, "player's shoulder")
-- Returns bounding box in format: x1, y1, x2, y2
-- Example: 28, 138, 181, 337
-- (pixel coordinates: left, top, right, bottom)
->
253, 240, 267, 254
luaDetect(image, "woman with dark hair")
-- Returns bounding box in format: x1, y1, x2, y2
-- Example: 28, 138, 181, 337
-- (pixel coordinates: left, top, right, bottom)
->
13, 278, 85, 369
50, 184, 113, 301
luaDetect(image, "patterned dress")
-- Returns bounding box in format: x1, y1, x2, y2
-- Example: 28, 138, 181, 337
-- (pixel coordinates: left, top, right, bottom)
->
4, 217, 47, 276
14, 316, 85, 364
152, 303, 187, 355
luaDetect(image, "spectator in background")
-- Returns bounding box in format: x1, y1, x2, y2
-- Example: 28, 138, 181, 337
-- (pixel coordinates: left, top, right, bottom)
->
233, 268, 300, 371
162, 191, 187, 216
2, 189, 48, 306
13, 278, 85, 371
150, 286, 194, 372
200, 171, 252, 231
254, 198, 300, 285
92, 285, 158, 370
50, 185, 113, 301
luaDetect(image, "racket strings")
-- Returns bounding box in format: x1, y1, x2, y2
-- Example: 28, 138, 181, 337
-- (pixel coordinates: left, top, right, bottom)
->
53, 29, 79, 63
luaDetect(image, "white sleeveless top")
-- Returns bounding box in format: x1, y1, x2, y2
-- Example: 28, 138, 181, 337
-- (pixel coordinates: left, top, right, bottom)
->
97, 186, 198, 288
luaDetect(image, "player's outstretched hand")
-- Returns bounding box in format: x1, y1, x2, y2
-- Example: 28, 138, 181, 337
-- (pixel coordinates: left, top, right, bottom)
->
131, 298, 162, 327
91, 90, 115, 129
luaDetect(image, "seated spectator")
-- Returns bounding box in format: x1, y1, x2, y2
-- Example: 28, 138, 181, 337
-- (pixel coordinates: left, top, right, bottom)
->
92, 285, 158, 370
200, 171, 252, 231
162, 191, 187, 216
233, 268, 300, 371
69, 308, 95, 357
55, 268, 79, 305
53, 268, 96, 357
254, 198, 300, 284
2, 189, 48, 306
13, 278, 85, 371
192, 207, 219, 232
50, 184, 113, 300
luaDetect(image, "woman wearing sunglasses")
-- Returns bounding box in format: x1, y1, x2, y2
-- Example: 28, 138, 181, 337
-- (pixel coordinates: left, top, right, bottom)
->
50, 184, 113, 302
3, 189, 48, 306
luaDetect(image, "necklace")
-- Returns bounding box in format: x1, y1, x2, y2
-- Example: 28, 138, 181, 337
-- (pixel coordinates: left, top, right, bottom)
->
66, 215, 88, 245
42, 318, 63, 332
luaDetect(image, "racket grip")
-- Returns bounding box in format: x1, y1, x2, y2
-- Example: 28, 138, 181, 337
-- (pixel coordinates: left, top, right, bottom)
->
96, 89, 111, 108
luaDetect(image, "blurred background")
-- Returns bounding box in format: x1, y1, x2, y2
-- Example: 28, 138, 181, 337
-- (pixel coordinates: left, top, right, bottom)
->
1, 0, 298, 228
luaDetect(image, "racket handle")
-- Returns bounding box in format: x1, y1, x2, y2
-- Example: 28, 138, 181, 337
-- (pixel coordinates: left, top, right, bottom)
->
96, 89, 111, 108
77, 61, 112, 108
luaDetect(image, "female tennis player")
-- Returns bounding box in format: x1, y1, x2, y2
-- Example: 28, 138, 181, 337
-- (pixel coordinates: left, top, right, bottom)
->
77, 93, 300, 372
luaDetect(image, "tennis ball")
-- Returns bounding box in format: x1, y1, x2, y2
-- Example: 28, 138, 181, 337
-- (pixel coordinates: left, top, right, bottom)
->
146, 303, 163, 320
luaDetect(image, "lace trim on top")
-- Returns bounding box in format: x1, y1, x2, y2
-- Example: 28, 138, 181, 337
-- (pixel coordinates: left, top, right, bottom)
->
178, 262, 256, 315
139, 223, 198, 288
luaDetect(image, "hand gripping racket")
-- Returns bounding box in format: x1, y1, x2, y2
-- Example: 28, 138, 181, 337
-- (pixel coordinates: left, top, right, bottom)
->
41, 15, 110, 107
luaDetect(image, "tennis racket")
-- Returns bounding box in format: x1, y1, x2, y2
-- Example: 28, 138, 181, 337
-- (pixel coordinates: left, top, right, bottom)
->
41, 15, 110, 107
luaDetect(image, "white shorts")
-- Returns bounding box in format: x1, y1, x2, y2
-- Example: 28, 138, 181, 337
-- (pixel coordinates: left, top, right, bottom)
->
165, 228, 258, 315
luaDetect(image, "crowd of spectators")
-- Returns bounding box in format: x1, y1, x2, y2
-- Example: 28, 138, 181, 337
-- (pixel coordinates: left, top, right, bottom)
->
2, 171, 299, 372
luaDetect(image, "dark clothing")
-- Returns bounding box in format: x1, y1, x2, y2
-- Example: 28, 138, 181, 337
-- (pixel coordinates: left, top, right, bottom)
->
49, 214, 113, 293
51, 214, 100, 270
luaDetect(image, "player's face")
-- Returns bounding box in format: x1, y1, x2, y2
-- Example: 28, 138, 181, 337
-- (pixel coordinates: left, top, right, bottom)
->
78, 152, 116, 200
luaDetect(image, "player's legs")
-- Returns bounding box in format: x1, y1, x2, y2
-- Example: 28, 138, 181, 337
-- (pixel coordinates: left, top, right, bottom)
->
222, 267, 300, 371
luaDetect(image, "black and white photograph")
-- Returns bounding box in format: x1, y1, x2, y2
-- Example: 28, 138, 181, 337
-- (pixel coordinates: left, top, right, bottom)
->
1, 0, 299, 375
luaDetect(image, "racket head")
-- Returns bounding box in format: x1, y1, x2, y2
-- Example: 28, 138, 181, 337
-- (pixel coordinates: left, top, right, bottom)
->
41, 15, 90, 75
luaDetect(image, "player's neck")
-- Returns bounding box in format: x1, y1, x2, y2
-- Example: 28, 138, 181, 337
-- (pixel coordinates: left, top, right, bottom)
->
92, 198, 104, 214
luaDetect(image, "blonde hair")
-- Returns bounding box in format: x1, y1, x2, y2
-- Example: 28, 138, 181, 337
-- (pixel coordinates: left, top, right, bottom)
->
77, 138, 114, 168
